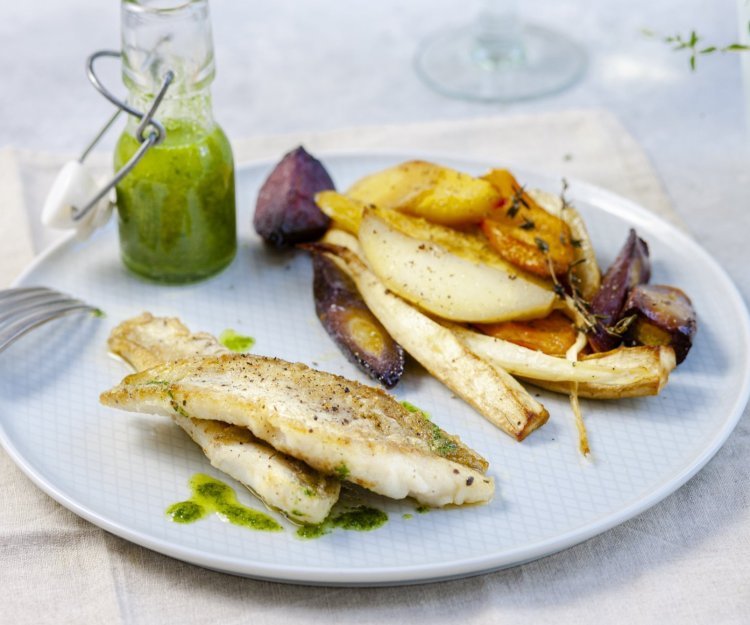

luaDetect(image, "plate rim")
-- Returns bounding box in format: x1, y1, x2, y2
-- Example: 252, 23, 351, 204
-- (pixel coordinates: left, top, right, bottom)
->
3, 150, 749, 586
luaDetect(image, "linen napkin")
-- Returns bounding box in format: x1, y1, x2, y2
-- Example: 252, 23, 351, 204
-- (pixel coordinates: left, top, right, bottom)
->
0, 148, 35, 283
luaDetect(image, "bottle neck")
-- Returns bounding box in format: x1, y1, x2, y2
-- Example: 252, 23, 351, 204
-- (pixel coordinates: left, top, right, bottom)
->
121, 0, 216, 102
129, 85, 214, 120
120, 0, 217, 138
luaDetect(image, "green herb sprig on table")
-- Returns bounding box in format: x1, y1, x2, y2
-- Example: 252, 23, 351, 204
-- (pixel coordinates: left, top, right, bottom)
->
643, 26, 750, 70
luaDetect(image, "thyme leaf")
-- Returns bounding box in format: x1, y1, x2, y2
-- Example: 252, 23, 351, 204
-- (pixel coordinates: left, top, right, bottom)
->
534, 237, 549, 253
507, 184, 529, 218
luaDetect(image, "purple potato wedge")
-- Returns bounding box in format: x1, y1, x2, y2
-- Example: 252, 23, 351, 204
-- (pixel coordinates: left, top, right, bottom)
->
310, 251, 405, 388
622, 284, 697, 364
588, 229, 651, 352
254, 146, 334, 248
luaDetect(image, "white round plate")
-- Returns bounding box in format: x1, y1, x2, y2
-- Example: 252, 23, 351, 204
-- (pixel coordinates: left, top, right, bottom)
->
1, 153, 748, 586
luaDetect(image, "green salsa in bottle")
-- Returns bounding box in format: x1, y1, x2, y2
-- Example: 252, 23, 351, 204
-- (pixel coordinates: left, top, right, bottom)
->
114, 0, 236, 283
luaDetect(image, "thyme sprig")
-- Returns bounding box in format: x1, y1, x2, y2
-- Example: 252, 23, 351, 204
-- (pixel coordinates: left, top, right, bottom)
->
536, 179, 637, 342
643, 27, 750, 71
560, 178, 571, 211
553, 178, 627, 339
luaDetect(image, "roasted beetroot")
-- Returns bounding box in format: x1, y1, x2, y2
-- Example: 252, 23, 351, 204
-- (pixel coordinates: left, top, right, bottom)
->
588, 229, 651, 352
311, 252, 405, 388
254, 146, 334, 248
622, 284, 697, 364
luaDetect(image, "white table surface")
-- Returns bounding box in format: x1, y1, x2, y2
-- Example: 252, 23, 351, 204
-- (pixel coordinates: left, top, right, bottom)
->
1, 1, 749, 623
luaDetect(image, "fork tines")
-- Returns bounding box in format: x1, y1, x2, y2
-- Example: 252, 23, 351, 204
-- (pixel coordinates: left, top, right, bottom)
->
0, 286, 100, 354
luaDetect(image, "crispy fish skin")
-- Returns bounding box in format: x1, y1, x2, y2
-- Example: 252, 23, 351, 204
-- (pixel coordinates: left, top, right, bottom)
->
100, 354, 494, 507
108, 313, 231, 371
110, 315, 488, 472
108, 313, 340, 524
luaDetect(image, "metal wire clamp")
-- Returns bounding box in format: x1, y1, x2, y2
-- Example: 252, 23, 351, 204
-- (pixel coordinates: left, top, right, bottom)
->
42, 50, 174, 239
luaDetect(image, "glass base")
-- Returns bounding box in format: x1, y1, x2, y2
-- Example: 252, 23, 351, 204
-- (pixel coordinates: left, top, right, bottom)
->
414, 23, 586, 103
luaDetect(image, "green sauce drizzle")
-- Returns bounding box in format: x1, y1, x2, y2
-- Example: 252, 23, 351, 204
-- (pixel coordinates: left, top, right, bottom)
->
296, 505, 388, 540
296, 524, 329, 540
167, 500, 206, 524
429, 423, 459, 456
333, 506, 388, 530
166, 474, 282, 532
219, 329, 256, 353
400, 401, 456, 456
334, 462, 350, 479
401, 400, 431, 420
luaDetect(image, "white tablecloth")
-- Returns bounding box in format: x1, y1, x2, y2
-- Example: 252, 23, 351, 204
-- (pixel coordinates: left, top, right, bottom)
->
2, 0, 750, 621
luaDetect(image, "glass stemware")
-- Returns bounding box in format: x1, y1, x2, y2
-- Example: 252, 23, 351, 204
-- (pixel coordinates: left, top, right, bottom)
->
414, 0, 586, 102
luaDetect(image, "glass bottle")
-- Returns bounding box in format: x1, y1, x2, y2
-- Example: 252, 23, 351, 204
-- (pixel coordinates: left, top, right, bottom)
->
114, 0, 236, 283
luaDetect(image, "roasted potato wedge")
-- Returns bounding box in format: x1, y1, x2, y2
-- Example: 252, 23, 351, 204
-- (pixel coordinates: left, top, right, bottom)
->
315, 190, 365, 235
358, 207, 556, 323
347, 160, 501, 227
318, 192, 552, 286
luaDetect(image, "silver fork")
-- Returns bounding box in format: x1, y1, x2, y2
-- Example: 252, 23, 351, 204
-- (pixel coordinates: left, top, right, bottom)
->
0, 287, 102, 354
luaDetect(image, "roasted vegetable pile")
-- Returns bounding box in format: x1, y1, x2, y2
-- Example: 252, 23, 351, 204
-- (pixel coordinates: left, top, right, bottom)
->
253, 149, 697, 447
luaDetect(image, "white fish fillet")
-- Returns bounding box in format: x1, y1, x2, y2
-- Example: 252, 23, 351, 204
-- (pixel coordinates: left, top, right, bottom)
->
101, 350, 494, 507
108, 313, 340, 524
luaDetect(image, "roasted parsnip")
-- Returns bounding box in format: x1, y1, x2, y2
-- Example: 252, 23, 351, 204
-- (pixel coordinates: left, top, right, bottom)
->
449, 324, 676, 399
313, 230, 549, 441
